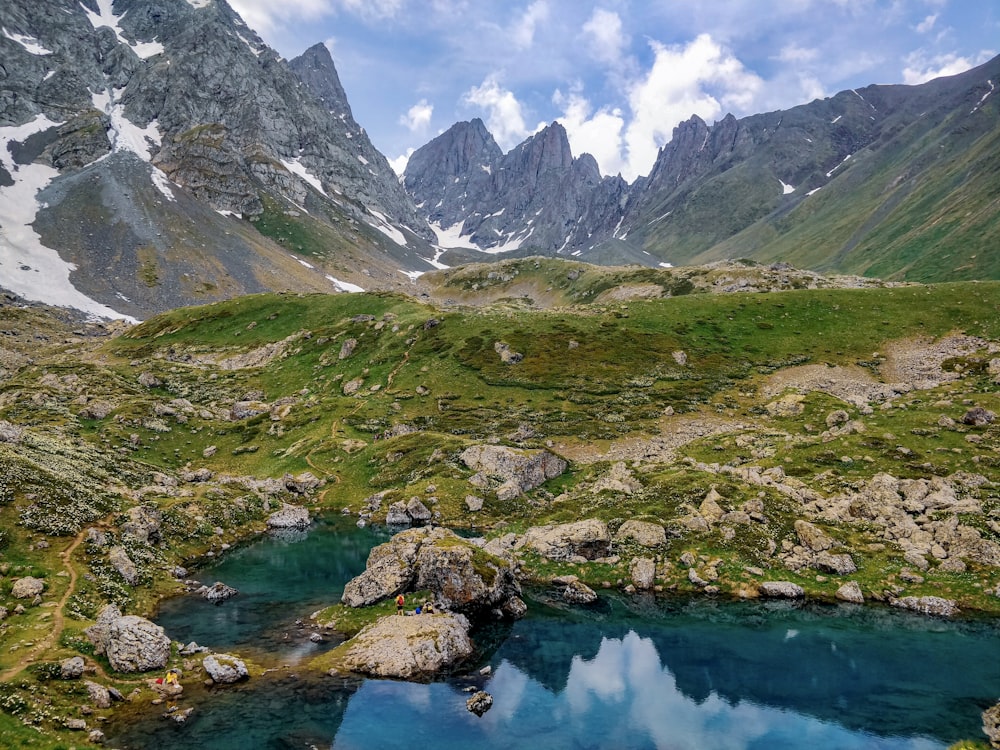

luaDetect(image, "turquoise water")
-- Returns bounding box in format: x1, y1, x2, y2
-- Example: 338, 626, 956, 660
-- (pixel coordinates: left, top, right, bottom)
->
110, 520, 1000, 749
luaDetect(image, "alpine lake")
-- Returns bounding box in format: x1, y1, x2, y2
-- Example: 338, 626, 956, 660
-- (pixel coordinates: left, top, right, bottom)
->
106, 516, 1000, 749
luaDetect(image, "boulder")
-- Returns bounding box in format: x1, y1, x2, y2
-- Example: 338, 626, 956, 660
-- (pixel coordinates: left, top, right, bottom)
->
467, 690, 494, 717
553, 576, 598, 604
341, 553, 413, 608
283, 472, 320, 494
759, 581, 805, 599
835, 581, 865, 604
0, 420, 23, 443
520, 519, 610, 561
465, 495, 484, 512
815, 552, 857, 575
699, 489, 726, 523
890, 595, 958, 617
460, 445, 566, 499
266, 504, 311, 529
108, 546, 139, 586
203, 654, 248, 684
12, 576, 45, 599
84, 604, 122, 654
339, 612, 473, 679
84, 680, 111, 709
121, 504, 162, 544
765, 394, 806, 417
60, 656, 86, 680
630, 557, 656, 590
104, 616, 171, 672
615, 520, 666, 548
963, 407, 996, 426
198, 582, 239, 603
794, 520, 834, 552
983, 702, 1000, 749
406, 497, 432, 523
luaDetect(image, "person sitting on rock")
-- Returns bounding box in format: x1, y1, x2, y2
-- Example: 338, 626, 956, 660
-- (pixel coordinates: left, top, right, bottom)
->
396, 593, 405, 615
424, 601, 435, 614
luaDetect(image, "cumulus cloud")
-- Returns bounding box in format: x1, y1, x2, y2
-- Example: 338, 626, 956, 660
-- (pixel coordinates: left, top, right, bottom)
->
228, 0, 334, 34
582, 8, 627, 67
389, 148, 414, 177
463, 75, 536, 149
511, 1, 549, 49
553, 89, 626, 176
400, 99, 434, 132
915, 13, 938, 34
335, 0, 406, 21
620, 34, 763, 180
902, 50, 994, 84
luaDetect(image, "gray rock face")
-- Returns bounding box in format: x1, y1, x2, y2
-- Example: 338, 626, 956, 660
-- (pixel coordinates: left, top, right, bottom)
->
203, 654, 249, 684
630, 557, 656, 590
342, 527, 522, 619
339, 611, 473, 680
104, 615, 171, 673
759, 581, 805, 599
461, 444, 567, 501
108, 546, 139, 586
890, 595, 958, 617
60, 656, 86, 680
12, 576, 45, 599
835, 581, 865, 604
615, 520, 666, 548
521, 519, 611, 561
266, 504, 311, 529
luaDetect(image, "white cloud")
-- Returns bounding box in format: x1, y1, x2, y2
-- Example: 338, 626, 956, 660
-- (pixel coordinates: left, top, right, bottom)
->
776, 44, 819, 64
336, 0, 405, 21
463, 74, 535, 149
621, 34, 763, 180
511, 1, 549, 49
400, 99, 433, 132
389, 148, 414, 177
228, 0, 333, 34
553, 89, 626, 176
582, 8, 627, 67
915, 13, 937, 34
902, 50, 994, 84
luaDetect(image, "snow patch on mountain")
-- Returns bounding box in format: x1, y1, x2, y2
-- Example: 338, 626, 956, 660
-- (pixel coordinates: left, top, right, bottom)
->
779, 179, 796, 195
367, 209, 407, 246
2, 27, 52, 55
281, 157, 327, 197
430, 221, 478, 250
326, 275, 365, 293
0, 115, 135, 321
83, 0, 164, 59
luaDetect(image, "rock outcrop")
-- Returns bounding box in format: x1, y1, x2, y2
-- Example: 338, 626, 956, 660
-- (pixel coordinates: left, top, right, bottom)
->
519, 519, 611, 561
342, 527, 523, 619
85, 604, 171, 673
11, 576, 45, 599
461, 444, 566, 501
203, 654, 249, 684
266, 504, 311, 529
337, 612, 473, 679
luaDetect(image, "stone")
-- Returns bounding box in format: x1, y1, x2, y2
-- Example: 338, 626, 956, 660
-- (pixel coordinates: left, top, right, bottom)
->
88, 729, 106, 744
759, 581, 805, 599
467, 690, 494, 717
137, 372, 162, 388
266, 504, 311, 529
825, 409, 850, 427
615, 520, 666, 548
103, 615, 171, 673
794, 520, 833, 552
342, 378, 364, 395
283, 472, 321, 494
84, 680, 112, 709
903, 550, 930, 571
699, 489, 726, 523
494, 341, 523, 364
815, 552, 857, 575
60, 656, 86, 680
12, 576, 45, 599
339, 612, 473, 679
835, 581, 865, 604
465, 495, 484, 512
521, 519, 611, 561
558, 578, 598, 605
984, 702, 1000, 749
203, 654, 249, 683
121, 504, 163, 544
108, 546, 139, 586
0, 420, 23, 443
962, 407, 996, 427
65, 718, 87, 730
460, 445, 566, 499
890, 595, 958, 617
339, 338, 358, 359
630, 557, 656, 590
406, 497, 432, 523
765, 394, 806, 417
385, 501, 411, 525
198, 582, 239, 603
230, 400, 270, 420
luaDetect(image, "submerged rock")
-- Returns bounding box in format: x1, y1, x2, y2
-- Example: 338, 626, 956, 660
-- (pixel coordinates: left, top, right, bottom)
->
197, 582, 239, 603
339, 612, 473, 680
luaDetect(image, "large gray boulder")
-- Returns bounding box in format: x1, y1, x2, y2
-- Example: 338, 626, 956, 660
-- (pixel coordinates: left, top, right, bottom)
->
203, 654, 249, 684
60, 656, 86, 680
104, 616, 171, 673
338, 612, 473, 679
614, 520, 666, 548
759, 581, 805, 599
520, 519, 611, 561
121, 504, 162, 544
12, 576, 45, 599
342, 527, 523, 619
460, 445, 566, 500
983, 702, 1000, 749
108, 546, 139, 586
266, 503, 311, 529
890, 595, 958, 617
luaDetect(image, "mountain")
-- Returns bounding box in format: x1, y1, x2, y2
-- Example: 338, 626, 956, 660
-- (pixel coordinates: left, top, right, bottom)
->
0, 0, 438, 321
405, 55, 1000, 281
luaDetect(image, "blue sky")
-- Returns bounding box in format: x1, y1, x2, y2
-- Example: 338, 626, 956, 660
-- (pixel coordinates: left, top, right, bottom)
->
227, 0, 998, 181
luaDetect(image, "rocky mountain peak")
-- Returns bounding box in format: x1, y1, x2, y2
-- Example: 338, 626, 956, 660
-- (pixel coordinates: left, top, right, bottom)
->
288, 42, 354, 122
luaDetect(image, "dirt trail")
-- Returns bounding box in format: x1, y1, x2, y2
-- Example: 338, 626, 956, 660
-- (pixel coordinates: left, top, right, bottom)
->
0, 530, 86, 682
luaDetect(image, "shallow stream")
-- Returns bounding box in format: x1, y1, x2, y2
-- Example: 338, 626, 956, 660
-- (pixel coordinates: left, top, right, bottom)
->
108, 518, 1000, 749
